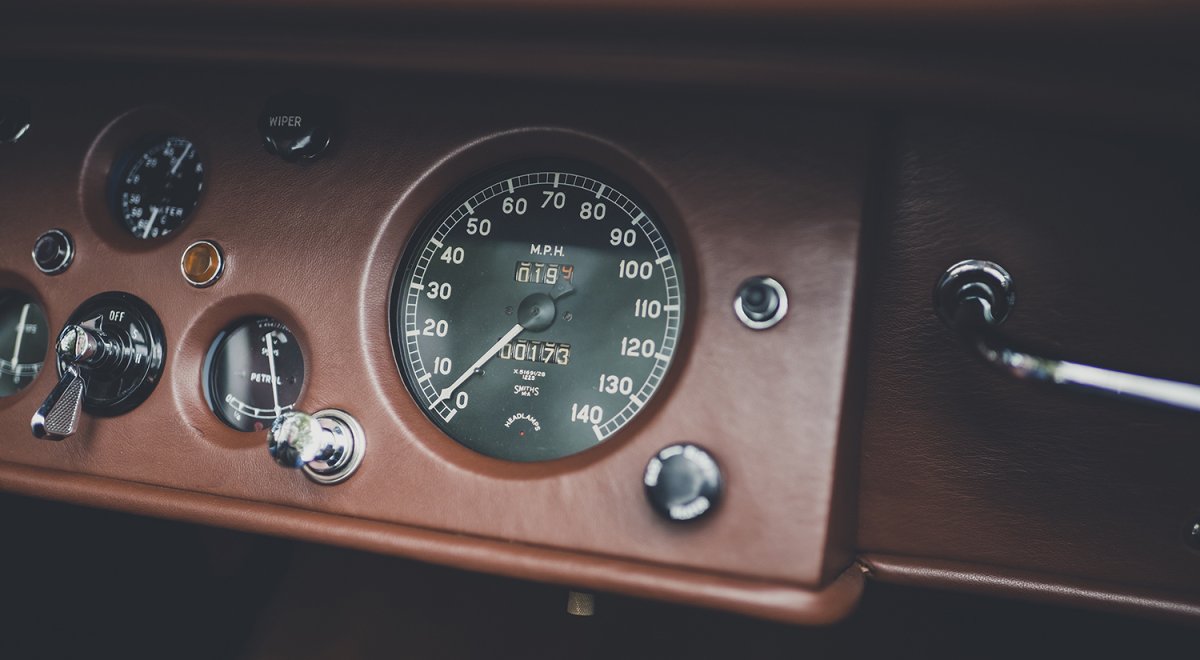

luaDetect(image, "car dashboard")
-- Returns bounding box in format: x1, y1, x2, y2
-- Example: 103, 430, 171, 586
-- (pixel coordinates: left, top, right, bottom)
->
1, 1, 1199, 653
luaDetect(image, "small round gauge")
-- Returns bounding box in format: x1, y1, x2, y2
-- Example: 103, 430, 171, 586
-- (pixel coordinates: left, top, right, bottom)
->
0, 291, 49, 397
205, 317, 305, 432
392, 159, 685, 462
110, 135, 204, 240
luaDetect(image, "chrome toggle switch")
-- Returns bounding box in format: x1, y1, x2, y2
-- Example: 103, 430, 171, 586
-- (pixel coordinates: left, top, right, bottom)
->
267, 409, 366, 484
31, 366, 85, 440
31, 292, 167, 440
32, 323, 126, 440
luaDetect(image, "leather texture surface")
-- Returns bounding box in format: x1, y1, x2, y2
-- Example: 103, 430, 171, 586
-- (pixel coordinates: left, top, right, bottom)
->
0, 67, 867, 622
862, 554, 1200, 625
857, 115, 1200, 596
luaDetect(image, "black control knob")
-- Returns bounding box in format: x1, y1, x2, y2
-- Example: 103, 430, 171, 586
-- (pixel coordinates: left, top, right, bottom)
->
733, 276, 788, 330
0, 95, 31, 144
258, 91, 335, 161
32, 229, 74, 275
643, 444, 722, 522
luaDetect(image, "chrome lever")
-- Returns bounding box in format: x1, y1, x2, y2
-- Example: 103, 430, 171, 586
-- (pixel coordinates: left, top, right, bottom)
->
31, 365, 86, 439
935, 259, 1200, 414
30, 323, 121, 440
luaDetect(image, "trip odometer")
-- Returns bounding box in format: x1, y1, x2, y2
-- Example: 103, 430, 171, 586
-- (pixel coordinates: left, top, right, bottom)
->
393, 160, 685, 462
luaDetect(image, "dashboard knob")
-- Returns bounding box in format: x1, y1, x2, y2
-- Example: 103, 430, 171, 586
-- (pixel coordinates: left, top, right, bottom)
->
258, 91, 335, 162
58, 324, 121, 369
32, 229, 74, 275
643, 444, 723, 522
267, 409, 366, 485
733, 276, 788, 330
0, 95, 31, 144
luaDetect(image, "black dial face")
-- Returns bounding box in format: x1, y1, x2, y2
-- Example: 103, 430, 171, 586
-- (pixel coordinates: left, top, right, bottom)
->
205, 317, 305, 432
110, 136, 204, 240
393, 160, 685, 462
0, 292, 48, 397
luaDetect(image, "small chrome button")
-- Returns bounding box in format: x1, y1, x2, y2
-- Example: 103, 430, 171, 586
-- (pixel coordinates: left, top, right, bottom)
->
734, 276, 788, 330
32, 229, 73, 275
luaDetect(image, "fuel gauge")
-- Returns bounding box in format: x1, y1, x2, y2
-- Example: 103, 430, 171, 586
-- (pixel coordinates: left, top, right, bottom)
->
204, 317, 304, 432
0, 292, 48, 397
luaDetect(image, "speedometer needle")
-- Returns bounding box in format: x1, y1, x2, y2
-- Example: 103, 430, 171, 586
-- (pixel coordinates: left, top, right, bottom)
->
432, 282, 576, 407
434, 323, 524, 406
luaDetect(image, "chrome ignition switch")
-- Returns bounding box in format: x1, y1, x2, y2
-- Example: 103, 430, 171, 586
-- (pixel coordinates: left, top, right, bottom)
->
32, 292, 166, 440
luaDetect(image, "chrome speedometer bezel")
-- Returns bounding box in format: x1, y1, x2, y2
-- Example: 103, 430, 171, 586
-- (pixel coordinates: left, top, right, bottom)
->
390, 157, 688, 463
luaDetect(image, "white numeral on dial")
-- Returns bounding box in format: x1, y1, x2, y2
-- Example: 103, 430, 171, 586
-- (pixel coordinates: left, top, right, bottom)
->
571, 403, 604, 424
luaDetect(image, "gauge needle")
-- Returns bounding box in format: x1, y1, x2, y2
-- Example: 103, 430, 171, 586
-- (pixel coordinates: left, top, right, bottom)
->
434, 323, 524, 406
266, 331, 281, 416
10, 303, 29, 385
170, 143, 192, 176
142, 207, 160, 239
432, 282, 576, 407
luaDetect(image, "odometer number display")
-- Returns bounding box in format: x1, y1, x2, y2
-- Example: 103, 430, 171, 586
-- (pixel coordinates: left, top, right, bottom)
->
393, 161, 684, 462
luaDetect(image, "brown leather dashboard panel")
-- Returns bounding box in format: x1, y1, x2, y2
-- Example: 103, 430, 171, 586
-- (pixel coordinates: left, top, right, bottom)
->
5, 1, 1200, 626
857, 116, 1200, 599
0, 67, 867, 623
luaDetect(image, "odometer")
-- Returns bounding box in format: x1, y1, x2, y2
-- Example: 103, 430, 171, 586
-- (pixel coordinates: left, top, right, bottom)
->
393, 161, 685, 462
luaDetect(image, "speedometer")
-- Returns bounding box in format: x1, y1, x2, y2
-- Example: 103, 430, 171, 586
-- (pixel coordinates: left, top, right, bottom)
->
392, 160, 685, 462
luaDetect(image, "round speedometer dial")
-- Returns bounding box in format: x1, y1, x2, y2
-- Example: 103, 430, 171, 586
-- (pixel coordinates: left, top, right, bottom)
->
393, 160, 685, 462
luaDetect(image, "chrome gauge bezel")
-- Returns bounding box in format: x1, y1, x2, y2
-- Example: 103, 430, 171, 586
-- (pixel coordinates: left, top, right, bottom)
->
390, 158, 687, 462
